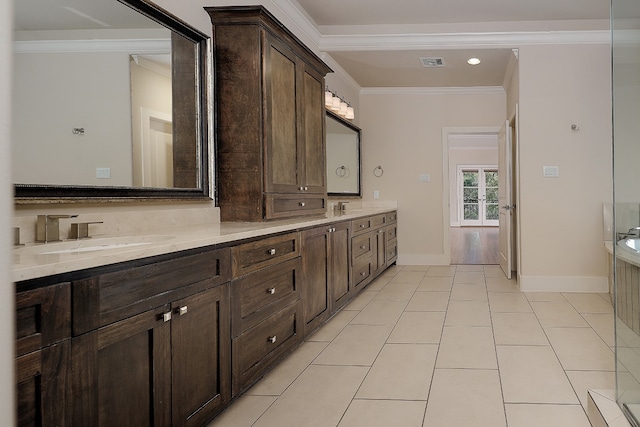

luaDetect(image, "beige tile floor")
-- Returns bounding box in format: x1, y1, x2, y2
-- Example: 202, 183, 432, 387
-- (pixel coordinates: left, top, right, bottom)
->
209, 265, 615, 427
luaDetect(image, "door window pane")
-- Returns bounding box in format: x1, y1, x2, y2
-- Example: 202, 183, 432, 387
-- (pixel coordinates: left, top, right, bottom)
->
464, 204, 479, 220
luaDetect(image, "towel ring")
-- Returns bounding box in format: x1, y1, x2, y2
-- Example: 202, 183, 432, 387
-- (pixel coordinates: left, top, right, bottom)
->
373, 165, 384, 177
335, 166, 349, 177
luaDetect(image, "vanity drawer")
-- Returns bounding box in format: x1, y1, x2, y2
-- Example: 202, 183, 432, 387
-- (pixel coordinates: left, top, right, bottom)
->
386, 211, 397, 224
387, 240, 398, 265
73, 248, 231, 334
370, 214, 387, 229
232, 232, 300, 278
353, 260, 372, 288
264, 195, 326, 220
232, 300, 302, 394
386, 224, 397, 242
352, 234, 372, 265
352, 217, 372, 235
231, 258, 301, 337
16, 283, 71, 357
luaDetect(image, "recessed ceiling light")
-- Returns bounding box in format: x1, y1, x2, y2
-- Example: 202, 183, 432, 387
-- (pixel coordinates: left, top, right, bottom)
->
467, 57, 481, 65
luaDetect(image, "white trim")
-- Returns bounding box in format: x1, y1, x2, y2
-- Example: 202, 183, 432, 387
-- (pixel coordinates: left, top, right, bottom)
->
519, 276, 609, 293
320, 52, 362, 93
362, 86, 505, 95
319, 30, 610, 51
271, 0, 323, 49
13, 38, 171, 54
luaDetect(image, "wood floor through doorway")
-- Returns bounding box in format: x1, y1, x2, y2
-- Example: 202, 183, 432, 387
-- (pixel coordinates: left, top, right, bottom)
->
450, 226, 499, 265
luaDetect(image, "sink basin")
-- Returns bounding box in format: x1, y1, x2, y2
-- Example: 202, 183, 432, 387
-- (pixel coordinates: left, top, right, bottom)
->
619, 238, 640, 253
15, 235, 174, 256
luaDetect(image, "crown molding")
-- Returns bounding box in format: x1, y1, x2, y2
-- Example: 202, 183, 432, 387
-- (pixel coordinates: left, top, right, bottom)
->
361, 86, 506, 95
13, 38, 170, 54
320, 53, 362, 93
319, 30, 611, 51
271, 0, 323, 52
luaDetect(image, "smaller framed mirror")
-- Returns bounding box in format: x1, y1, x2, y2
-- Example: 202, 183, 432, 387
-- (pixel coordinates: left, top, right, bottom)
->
326, 110, 361, 197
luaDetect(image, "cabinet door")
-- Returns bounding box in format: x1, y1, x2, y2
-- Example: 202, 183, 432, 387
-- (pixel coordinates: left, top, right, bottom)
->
265, 37, 300, 194
17, 341, 71, 427
330, 221, 351, 311
372, 228, 387, 278
172, 284, 231, 427
300, 67, 326, 193
301, 227, 330, 335
71, 306, 171, 427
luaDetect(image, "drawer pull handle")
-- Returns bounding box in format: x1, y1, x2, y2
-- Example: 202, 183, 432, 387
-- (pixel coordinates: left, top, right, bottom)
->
268, 335, 277, 344
162, 312, 172, 323
299, 202, 306, 207
360, 272, 367, 277
304, 186, 308, 191
299, 187, 304, 191
328, 227, 335, 233
268, 248, 276, 255
360, 224, 366, 228
267, 287, 276, 295
378, 230, 384, 234
360, 245, 367, 249
177, 306, 188, 316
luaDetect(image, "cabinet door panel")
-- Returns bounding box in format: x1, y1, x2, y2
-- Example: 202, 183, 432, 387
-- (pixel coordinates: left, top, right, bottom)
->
301, 227, 330, 335
302, 69, 325, 192
17, 341, 70, 427
267, 41, 298, 192
330, 222, 351, 311
172, 284, 231, 427
72, 306, 171, 427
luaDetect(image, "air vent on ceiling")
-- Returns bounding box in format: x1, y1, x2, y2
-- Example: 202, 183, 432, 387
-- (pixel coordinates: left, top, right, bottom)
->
419, 57, 445, 68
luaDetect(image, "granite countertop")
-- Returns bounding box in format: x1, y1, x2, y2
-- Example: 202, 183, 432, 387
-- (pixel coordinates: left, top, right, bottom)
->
13, 207, 396, 282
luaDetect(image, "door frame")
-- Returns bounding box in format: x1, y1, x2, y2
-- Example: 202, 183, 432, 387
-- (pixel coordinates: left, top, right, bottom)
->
442, 126, 501, 265
457, 164, 499, 227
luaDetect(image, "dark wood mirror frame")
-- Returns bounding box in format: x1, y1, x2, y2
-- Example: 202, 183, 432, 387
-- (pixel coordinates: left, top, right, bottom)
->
326, 110, 362, 198
14, 0, 211, 203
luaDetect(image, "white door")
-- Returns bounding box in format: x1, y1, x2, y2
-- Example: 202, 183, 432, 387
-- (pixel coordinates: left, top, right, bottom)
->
136, 108, 173, 188
498, 120, 513, 278
459, 166, 499, 226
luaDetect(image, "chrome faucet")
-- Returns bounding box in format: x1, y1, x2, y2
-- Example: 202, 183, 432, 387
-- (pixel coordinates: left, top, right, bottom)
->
618, 226, 640, 241
36, 215, 78, 243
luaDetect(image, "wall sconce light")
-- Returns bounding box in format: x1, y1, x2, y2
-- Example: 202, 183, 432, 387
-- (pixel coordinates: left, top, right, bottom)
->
325, 87, 355, 120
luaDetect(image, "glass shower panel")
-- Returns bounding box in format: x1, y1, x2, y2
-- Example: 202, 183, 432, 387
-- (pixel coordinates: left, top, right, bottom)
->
613, 0, 640, 424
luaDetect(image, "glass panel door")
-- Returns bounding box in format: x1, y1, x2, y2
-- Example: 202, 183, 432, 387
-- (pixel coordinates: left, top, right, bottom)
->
459, 166, 499, 226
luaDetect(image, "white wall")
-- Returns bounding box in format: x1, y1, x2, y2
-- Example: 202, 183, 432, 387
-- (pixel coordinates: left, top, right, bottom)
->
359, 89, 507, 264
2, 0, 16, 424
517, 43, 612, 291
13, 52, 134, 186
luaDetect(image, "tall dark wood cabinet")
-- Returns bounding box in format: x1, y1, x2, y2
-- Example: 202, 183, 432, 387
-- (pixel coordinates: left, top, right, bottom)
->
207, 6, 332, 221
329, 221, 352, 312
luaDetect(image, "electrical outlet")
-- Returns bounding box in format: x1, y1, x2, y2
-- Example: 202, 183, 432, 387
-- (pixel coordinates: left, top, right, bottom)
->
96, 168, 111, 179
419, 174, 431, 183
373, 190, 380, 199
543, 166, 559, 177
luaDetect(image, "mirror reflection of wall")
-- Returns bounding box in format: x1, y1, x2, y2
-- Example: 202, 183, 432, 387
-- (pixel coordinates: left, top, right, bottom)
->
11, 0, 204, 195
326, 112, 361, 196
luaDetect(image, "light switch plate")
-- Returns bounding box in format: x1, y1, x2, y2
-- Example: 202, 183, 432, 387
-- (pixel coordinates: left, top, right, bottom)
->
373, 190, 380, 199
419, 173, 431, 183
543, 166, 559, 177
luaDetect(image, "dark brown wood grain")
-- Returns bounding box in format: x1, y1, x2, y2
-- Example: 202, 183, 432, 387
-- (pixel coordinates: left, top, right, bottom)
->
330, 221, 352, 312
301, 227, 330, 335
231, 233, 299, 278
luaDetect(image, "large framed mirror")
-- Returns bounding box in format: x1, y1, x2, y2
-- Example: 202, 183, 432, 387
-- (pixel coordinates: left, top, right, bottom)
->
326, 110, 361, 197
13, 0, 210, 201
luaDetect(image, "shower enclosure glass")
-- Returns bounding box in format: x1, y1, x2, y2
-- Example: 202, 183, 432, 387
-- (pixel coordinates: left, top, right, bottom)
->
613, 0, 640, 424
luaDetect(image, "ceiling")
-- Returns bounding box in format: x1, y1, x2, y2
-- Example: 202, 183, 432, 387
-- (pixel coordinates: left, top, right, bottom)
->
293, 0, 611, 88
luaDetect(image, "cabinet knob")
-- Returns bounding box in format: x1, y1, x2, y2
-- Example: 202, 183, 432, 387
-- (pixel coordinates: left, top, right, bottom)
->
378, 229, 384, 234
299, 187, 304, 191
360, 245, 367, 249
299, 202, 306, 207
360, 224, 366, 228
268, 248, 276, 255
360, 272, 367, 277
268, 335, 277, 344
267, 287, 276, 295
162, 312, 172, 322
177, 306, 188, 316
304, 186, 308, 191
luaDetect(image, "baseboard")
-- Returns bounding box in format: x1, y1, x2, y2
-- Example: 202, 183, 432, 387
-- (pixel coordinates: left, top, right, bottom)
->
397, 254, 450, 266
519, 275, 609, 293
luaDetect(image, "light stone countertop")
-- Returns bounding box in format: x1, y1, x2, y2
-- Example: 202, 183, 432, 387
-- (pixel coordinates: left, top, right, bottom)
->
14, 207, 396, 283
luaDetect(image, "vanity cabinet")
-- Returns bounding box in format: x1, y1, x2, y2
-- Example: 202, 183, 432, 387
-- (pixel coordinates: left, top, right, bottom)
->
70, 248, 231, 427
301, 221, 351, 335
230, 233, 303, 394
16, 283, 71, 427
208, 6, 332, 221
